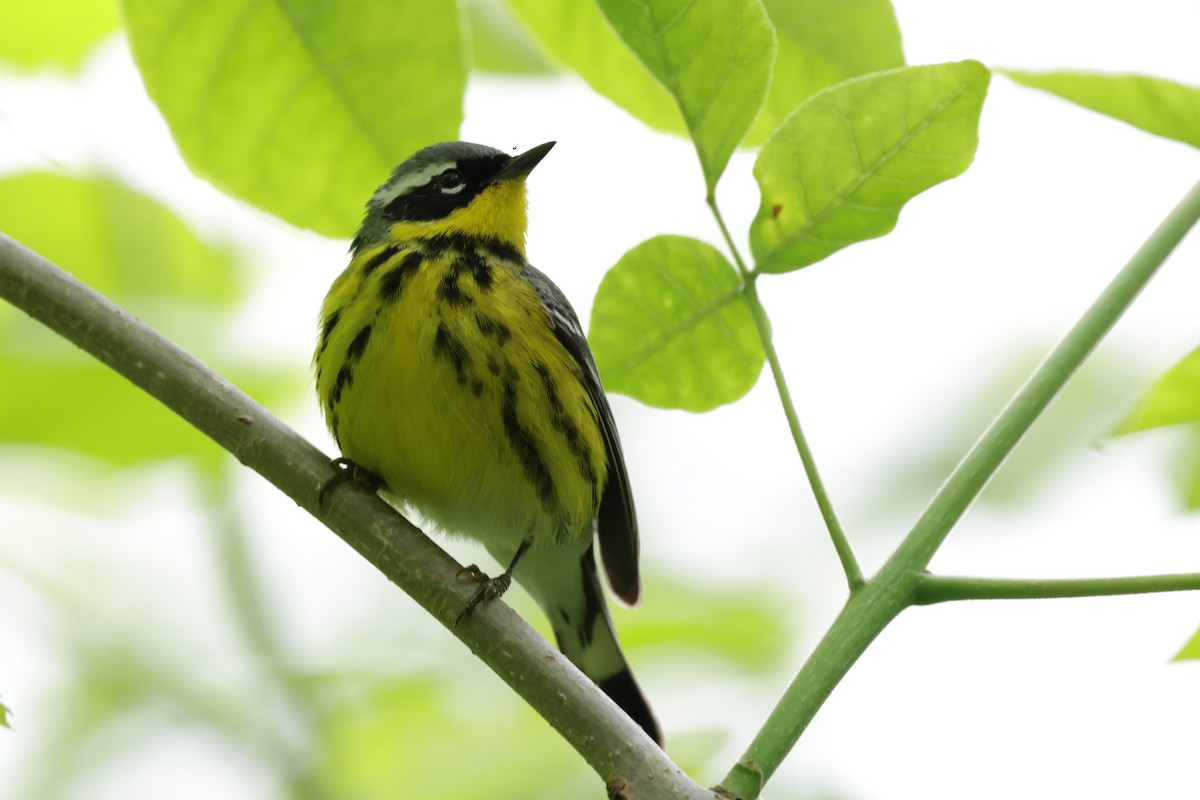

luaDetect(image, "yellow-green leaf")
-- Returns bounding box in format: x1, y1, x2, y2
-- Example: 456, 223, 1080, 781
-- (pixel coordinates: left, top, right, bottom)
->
597, 0, 776, 193
1173, 625, 1200, 661
0, 172, 303, 467
1116, 346, 1200, 434
0, 356, 220, 466
316, 676, 593, 798
752, 60, 990, 273
466, 0, 552, 74
121, 0, 465, 237
506, 0, 686, 135
0, 172, 240, 306
1002, 69, 1200, 150
1115, 349, 1200, 512
0, 0, 119, 70
590, 235, 763, 412
748, 0, 905, 143
612, 575, 789, 673
1183, 439, 1200, 512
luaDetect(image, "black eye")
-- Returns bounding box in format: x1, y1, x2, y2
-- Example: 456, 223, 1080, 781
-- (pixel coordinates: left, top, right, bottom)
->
435, 170, 464, 192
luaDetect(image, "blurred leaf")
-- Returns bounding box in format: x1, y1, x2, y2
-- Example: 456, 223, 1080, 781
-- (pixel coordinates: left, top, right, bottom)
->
1116, 346, 1200, 433
0, 356, 220, 465
465, 0, 552, 74
1174, 625, 1200, 661
747, 0, 905, 143
1183, 437, 1200, 511
662, 729, 730, 786
613, 575, 790, 673
121, 0, 464, 237
316, 675, 596, 799
589, 235, 764, 412
1002, 69, 1200, 150
751, 60, 990, 273
1114, 348, 1200, 511
0, 172, 240, 306
0, 0, 119, 70
508, 0, 904, 158
505, 0, 687, 134
597, 0, 775, 193
0, 697, 10, 729
865, 347, 1139, 519
0, 172, 304, 468
7, 563, 283, 800
0, 353, 303, 467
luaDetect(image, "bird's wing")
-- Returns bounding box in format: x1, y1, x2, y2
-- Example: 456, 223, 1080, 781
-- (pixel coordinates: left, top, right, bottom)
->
526, 265, 641, 605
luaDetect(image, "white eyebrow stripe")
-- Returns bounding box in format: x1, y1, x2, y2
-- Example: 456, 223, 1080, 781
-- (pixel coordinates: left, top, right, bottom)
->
371, 160, 457, 206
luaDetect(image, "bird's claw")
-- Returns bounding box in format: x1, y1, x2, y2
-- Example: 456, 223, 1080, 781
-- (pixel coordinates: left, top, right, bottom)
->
454, 569, 514, 626
318, 457, 383, 508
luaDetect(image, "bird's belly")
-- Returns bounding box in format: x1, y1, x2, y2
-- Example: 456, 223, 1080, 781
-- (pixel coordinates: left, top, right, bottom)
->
332, 279, 605, 550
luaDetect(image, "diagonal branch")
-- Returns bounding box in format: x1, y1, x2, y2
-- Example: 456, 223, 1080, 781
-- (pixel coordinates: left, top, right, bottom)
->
0, 233, 713, 800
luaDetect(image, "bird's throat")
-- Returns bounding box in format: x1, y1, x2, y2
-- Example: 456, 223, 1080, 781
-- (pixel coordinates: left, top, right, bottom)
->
389, 180, 529, 257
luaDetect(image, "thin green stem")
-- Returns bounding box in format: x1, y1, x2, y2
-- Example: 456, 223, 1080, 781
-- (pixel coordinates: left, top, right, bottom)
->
743, 278, 864, 591
718, 177, 1200, 800
707, 194, 752, 275
707, 197, 864, 592
916, 572, 1200, 604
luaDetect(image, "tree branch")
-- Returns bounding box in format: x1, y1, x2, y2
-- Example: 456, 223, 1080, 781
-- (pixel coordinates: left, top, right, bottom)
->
0, 234, 713, 800
915, 572, 1200, 604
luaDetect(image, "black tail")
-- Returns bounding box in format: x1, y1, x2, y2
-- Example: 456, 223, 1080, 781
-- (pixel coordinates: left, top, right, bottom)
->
575, 547, 662, 746
508, 541, 662, 745
597, 668, 661, 746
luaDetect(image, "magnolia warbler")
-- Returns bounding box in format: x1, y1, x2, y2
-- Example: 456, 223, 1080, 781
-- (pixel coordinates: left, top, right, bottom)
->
314, 141, 661, 745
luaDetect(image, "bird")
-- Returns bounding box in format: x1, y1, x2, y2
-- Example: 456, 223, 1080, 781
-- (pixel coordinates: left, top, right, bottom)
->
313, 140, 661, 745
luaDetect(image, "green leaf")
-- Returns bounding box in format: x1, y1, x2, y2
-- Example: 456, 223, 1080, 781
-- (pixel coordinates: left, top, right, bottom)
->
0, 172, 240, 307
316, 675, 594, 799
465, 0, 552, 74
1002, 69, 1200, 150
597, 0, 776, 193
1115, 348, 1200, 511
751, 60, 991, 273
0, 172, 304, 468
589, 235, 763, 412
0, 356, 216, 465
866, 348, 1139, 519
1173, 626, 1200, 661
507, 0, 902, 156
505, 0, 686, 134
1183, 437, 1200, 511
121, 0, 465, 237
0, 698, 10, 729
0, 0, 119, 70
747, 0, 905, 144
0, 354, 304, 467
1116, 347, 1200, 434
612, 575, 789, 674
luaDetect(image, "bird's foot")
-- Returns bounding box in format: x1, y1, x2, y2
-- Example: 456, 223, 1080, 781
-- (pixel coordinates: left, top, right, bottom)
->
454, 566, 514, 626
453, 540, 532, 626
318, 457, 383, 508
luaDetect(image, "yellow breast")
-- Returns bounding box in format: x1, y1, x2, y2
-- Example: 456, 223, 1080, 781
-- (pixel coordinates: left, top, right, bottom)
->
314, 237, 608, 549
